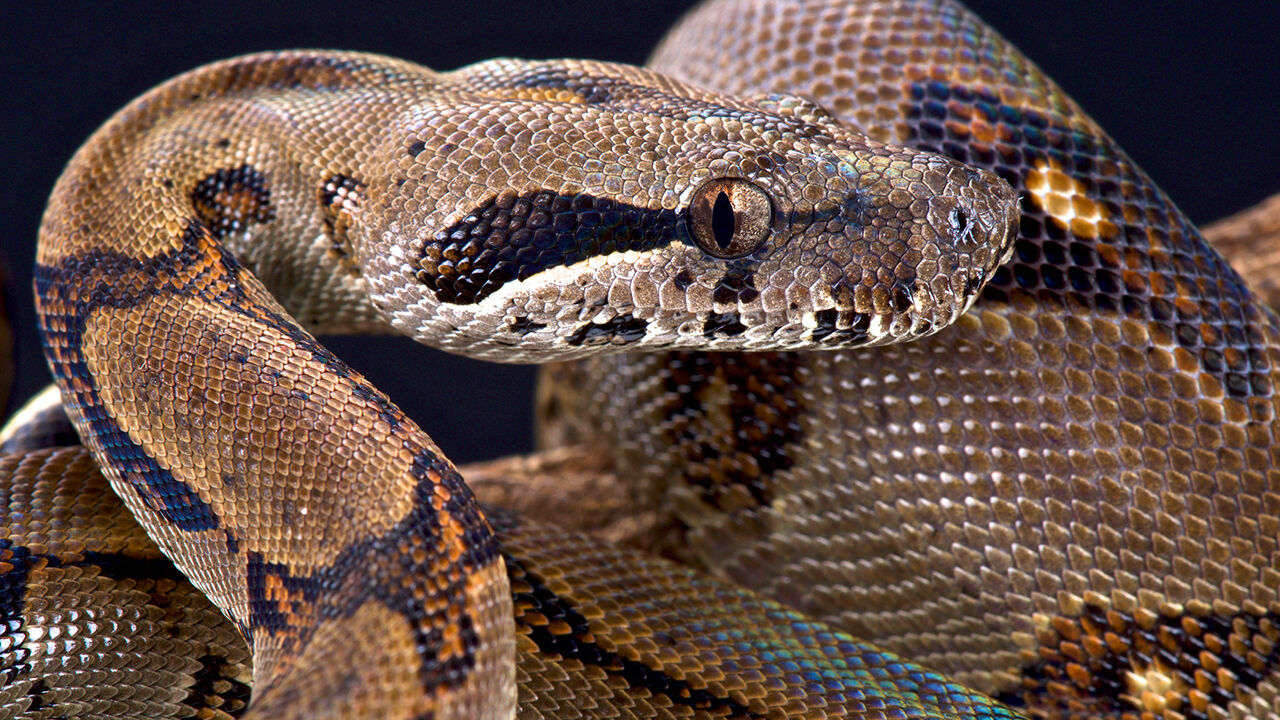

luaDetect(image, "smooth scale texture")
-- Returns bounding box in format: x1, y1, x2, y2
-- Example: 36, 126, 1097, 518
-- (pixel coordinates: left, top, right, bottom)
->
11, 20, 1020, 720
543, 1, 1280, 719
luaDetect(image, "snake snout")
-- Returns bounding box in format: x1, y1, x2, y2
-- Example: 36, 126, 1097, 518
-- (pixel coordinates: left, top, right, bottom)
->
931, 166, 1018, 255
925, 164, 1019, 294
858, 162, 1019, 345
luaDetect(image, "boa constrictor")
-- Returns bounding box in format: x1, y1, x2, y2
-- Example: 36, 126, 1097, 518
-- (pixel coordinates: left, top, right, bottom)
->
2, 1, 1277, 720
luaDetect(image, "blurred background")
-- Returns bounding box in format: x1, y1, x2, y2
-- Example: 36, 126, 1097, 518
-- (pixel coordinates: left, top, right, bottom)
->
3, 2, 1279, 463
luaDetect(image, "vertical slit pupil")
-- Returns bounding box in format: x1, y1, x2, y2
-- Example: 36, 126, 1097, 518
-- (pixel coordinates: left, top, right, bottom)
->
712, 190, 736, 249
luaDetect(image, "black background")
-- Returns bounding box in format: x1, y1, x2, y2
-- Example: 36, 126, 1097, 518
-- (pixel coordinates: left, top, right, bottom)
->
3, 3, 1279, 463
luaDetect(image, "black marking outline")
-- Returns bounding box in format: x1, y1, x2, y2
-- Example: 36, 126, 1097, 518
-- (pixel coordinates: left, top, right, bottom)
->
241, 445, 493, 694
566, 313, 648, 347
0, 540, 38, 683
319, 173, 366, 273
191, 164, 275, 238
35, 220, 411, 532
508, 316, 546, 336
811, 308, 871, 344
907, 78, 1273, 397
1003, 603, 1280, 720
185, 654, 252, 717
659, 351, 805, 509
492, 515, 759, 718
704, 311, 747, 337
417, 189, 683, 305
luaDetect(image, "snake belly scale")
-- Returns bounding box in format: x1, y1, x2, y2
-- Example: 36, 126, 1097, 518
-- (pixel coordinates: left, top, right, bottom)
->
19, 32, 1020, 720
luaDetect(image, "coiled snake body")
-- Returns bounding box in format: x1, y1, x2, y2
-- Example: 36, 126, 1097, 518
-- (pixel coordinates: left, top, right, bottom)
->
2, 1, 1278, 720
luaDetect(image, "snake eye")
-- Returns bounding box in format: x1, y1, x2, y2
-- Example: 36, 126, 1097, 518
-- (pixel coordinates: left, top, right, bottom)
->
686, 178, 772, 259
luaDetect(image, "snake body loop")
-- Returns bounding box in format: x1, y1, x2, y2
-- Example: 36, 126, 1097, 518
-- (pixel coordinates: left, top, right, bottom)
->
22, 41, 1016, 719
540, 1, 1280, 719
6, 1, 1280, 719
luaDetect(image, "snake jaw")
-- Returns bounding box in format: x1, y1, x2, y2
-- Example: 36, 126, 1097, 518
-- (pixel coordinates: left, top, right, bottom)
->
401, 156, 1019, 360
786, 155, 1018, 348
356, 58, 1020, 360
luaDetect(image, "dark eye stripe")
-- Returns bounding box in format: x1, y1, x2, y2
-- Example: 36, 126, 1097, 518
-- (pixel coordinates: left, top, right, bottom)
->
416, 190, 679, 305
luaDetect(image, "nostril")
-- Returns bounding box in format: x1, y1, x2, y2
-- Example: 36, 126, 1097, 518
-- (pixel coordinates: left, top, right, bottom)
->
949, 207, 970, 237
948, 206, 977, 248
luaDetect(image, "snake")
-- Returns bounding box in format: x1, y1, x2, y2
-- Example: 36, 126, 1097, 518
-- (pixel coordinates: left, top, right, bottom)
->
1, 1, 1278, 720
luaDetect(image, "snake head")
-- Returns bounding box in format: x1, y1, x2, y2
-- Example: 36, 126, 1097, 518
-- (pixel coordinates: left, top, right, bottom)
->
365, 60, 1017, 361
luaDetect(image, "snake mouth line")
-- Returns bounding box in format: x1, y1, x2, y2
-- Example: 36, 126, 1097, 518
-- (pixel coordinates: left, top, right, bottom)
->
861, 269, 993, 345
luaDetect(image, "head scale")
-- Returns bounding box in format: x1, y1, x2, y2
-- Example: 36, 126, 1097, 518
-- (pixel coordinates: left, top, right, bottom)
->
360, 59, 1018, 361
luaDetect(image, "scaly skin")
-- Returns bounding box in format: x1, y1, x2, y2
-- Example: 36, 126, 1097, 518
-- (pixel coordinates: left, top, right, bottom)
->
0, 441, 1025, 719
22, 47, 1015, 719
541, 2, 1280, 719
19, 1, 1273, 718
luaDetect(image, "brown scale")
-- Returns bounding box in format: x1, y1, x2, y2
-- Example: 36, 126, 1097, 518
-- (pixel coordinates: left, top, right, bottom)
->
0, 442, 1025, 720
539, 1, 1280, 719
21, 35, 1023, 720
1205, 194, 1280, 317
33, 52, 518, 720
0, 447, 253, 719
318, 174, 367, 276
